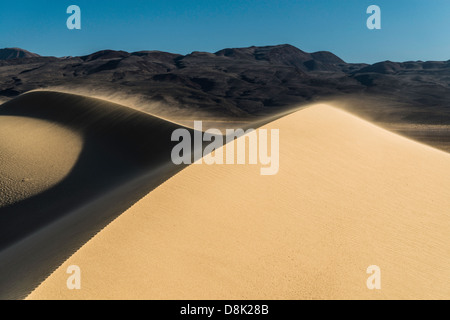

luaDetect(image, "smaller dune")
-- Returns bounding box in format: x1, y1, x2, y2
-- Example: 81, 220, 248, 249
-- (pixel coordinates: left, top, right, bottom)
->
0, 91, 194, 300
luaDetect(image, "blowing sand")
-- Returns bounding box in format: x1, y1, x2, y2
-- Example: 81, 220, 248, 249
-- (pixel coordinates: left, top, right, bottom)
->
28, 104, 450, 300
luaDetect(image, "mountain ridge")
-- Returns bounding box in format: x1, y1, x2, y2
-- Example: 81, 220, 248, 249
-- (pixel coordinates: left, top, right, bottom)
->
0, 48, 41, 60
1, 44, 450, 129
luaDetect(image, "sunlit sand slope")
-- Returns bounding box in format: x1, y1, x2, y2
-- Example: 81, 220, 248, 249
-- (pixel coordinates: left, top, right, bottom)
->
29, 104, 450, 300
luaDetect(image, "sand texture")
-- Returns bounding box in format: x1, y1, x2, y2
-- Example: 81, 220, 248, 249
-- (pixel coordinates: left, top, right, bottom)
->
28, 105, 450, 300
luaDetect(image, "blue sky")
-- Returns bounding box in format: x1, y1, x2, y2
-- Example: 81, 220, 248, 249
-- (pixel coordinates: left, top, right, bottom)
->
1, 0, 450, 63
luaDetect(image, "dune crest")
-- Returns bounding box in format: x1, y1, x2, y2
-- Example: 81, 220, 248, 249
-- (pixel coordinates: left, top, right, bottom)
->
28, 104, 450, 300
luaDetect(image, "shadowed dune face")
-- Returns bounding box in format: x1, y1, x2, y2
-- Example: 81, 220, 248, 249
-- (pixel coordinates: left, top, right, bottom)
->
0, 91, 195, 299
28, 105, 450, 300
0, 116, 83, 207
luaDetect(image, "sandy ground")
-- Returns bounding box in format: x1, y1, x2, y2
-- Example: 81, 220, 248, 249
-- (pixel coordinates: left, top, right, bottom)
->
28, 104, 450, 300
0, 116, 82, 207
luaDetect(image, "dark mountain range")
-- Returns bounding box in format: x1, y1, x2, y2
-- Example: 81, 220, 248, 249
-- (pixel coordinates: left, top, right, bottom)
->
1, 44, 450, 127
0, 48, 41, 60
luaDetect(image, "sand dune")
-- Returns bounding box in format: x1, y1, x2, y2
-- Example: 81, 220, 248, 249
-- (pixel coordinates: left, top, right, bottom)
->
28, 104, 450, 300
0, 91, 195, 299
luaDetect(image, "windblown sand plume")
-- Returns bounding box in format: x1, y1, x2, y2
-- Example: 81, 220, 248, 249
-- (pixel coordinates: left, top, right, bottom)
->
26, 104, 450, 300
